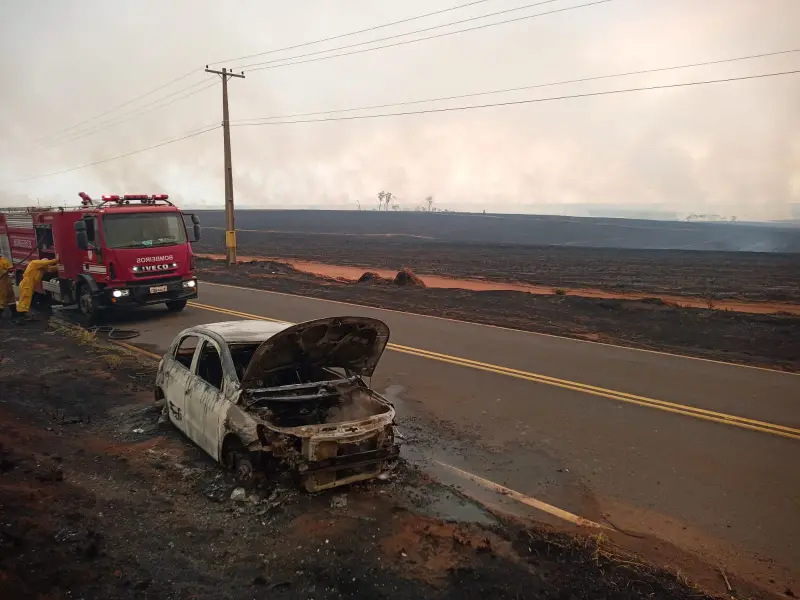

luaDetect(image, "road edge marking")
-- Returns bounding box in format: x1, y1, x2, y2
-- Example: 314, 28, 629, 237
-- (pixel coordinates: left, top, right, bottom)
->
198, 280, 798, 376
436, 461, 608, 529
115, 341, 161, 361
49, 316, 161, 362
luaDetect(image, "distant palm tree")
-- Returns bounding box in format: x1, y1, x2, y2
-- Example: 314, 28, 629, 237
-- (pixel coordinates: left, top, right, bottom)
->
377, 191, 386, 211
425, 195, 434, 212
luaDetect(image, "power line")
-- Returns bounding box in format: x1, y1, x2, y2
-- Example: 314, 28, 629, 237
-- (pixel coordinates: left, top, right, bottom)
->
243, 0, 612, 72
19, 70, 796, 185
41, 79, 219, 149
236, 0, 565, 70
233, 48, 800, 124
20, 124, 220, 182
30, 1, 601, 147
231, 69, 800, 126
212, 0, 493, 66
34, 2, 502, 141
44, 77, 217, 148
34, 69, 202, 143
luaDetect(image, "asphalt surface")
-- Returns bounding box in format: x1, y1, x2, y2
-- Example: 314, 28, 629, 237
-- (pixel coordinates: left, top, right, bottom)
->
77, 281, 800, 590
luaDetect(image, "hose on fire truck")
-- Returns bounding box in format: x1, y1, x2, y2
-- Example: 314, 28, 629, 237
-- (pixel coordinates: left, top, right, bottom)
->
5, 241, 139, 340
8, 241, 46, 272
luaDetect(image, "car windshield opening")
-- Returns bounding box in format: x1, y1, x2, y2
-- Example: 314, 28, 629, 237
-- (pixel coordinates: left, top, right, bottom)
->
229, 343, 261, 382
102, 213, 187, 249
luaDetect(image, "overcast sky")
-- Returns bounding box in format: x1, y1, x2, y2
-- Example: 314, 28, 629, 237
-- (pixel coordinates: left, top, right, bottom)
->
1, 0, 798, 220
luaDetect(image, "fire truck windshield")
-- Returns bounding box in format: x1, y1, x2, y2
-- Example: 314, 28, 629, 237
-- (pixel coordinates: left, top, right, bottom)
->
102, 213, 187, 249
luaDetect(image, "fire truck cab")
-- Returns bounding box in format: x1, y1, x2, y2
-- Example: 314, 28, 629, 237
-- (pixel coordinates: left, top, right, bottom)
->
0, 192, 200, 324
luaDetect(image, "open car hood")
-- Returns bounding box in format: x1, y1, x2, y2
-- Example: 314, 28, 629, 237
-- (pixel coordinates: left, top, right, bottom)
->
240, 317, 390, 390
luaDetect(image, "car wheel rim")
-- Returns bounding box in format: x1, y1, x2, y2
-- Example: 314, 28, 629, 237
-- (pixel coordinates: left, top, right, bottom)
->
236, 460, 253, 481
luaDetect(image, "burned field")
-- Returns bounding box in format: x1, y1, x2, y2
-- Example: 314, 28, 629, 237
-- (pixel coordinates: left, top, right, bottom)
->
196, 258, 800, 371
194, 217, 800, 302
194, 209, 800, 254
0, 321, 734, 599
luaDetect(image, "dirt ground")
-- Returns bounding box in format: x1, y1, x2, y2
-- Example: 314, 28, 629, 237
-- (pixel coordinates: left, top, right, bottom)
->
195, 258, 800, 371
197, 254, 800, 315
0, 321, 759, 600
194, 229, 800, 302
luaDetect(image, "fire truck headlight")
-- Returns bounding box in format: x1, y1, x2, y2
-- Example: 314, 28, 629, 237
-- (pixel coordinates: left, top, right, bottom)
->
112, 289, 130, 298
182, 279, 196, 289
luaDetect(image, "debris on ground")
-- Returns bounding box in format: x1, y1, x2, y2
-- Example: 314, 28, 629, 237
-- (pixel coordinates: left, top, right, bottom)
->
358, 271, 391, 284
394, 267, 426, 287
230, 487, 248, 502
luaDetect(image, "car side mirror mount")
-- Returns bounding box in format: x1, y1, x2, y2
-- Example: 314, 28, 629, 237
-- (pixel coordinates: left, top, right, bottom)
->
191, 214, 201, 241
74, 219, 100, 254
183, 213, 201, 242
74, 220, 89, 251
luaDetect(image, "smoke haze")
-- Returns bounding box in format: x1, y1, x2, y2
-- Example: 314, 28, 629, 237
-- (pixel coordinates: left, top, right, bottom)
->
1, 0, 798, 220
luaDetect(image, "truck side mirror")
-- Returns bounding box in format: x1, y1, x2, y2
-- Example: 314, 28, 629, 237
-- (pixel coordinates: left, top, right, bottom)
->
74, 220, 89, 251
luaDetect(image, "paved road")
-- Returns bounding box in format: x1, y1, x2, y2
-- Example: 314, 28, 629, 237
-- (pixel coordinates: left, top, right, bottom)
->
89, 281, 800, 590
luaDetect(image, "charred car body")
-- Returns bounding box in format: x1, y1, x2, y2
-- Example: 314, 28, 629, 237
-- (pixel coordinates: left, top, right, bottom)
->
155, 317, 400, 491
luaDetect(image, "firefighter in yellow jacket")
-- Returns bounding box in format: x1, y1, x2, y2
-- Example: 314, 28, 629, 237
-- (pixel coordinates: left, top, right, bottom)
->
0, 256, 15, 315
16, 256, 59, 315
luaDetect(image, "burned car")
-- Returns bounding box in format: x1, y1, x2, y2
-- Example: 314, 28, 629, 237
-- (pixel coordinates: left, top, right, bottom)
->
155, 317, 400, 491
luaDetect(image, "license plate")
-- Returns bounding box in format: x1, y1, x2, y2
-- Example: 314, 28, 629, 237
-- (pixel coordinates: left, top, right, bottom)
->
149, 285, 168, 294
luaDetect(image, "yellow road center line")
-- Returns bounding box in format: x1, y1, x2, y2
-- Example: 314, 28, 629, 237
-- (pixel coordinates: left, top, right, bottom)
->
388, 344, 799, 435
435, 461, 607, 529
190, 301, 288, 324
186, 301, 800, 442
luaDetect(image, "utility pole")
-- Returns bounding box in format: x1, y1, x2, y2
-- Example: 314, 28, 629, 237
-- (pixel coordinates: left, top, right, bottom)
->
205, 65, 245, 266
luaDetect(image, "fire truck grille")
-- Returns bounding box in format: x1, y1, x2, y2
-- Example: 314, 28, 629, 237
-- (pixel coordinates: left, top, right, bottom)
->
133, 269, 178, 278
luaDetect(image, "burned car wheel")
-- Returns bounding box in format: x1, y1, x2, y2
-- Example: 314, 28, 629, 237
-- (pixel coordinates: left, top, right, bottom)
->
222, 437, 255, 484
234, 455, 254, 483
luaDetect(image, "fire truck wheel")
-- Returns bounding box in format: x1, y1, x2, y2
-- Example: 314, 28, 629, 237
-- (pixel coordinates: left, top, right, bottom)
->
165, 299, 187, 312
78, 285, 101, 325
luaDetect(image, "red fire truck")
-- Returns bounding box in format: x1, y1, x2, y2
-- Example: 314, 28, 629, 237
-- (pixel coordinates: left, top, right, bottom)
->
0, 192, 201, 323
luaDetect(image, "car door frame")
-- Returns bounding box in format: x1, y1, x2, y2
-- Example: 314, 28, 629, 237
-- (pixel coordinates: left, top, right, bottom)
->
160, 332, 202, 431
183, 334, 237, 460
